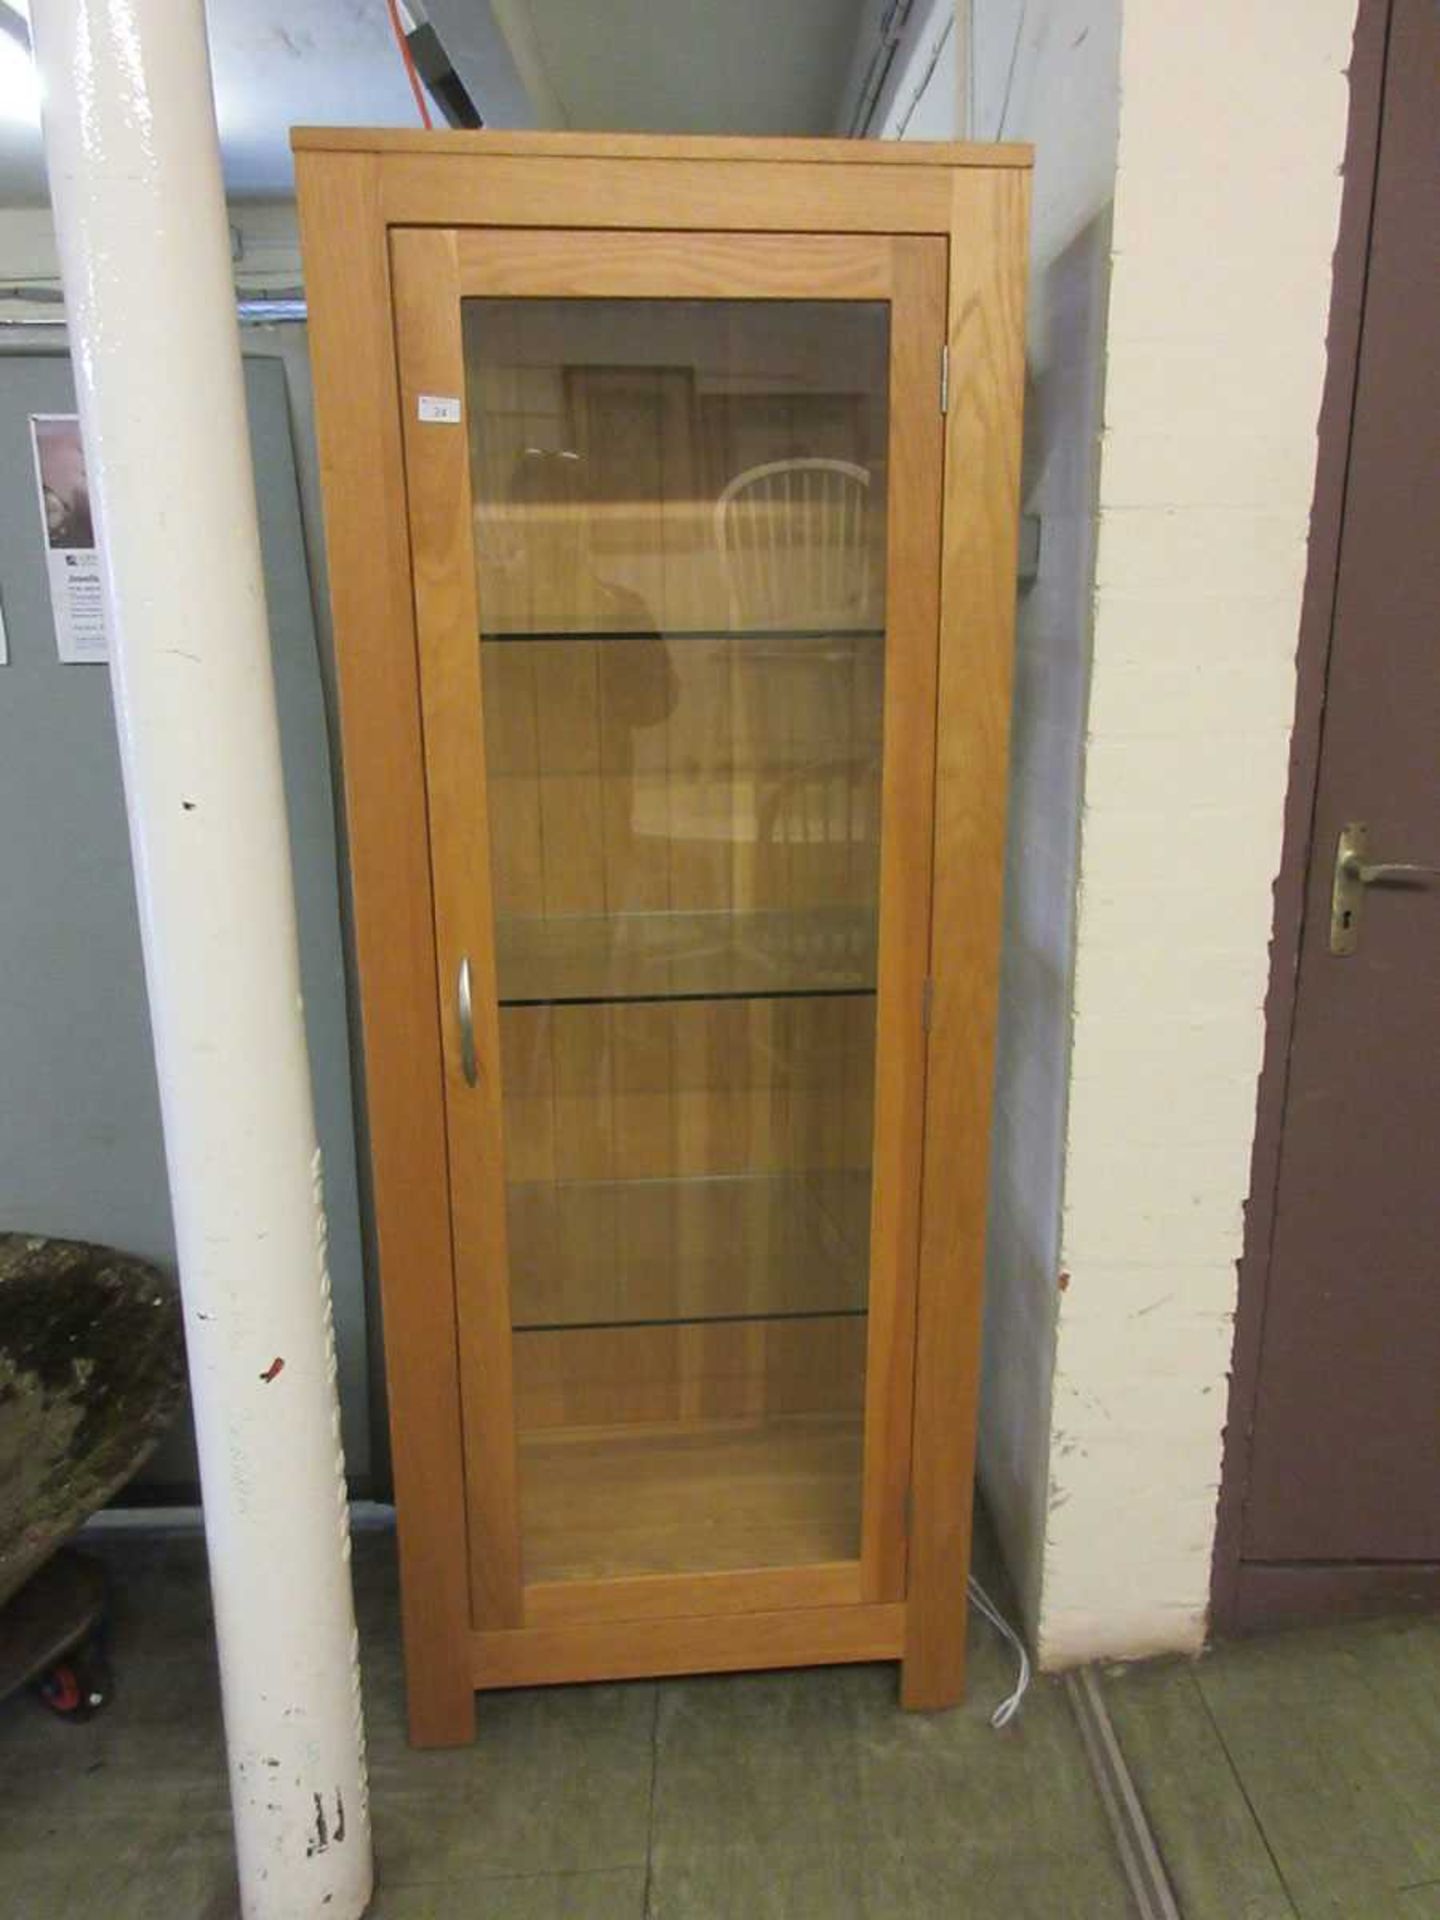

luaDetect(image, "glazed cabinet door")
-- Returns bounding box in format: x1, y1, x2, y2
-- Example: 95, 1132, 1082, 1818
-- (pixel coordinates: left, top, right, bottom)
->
391, 228, 946, 1645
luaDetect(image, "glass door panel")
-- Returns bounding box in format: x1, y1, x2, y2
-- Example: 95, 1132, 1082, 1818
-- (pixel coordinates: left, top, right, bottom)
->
463, 297, 890, 1585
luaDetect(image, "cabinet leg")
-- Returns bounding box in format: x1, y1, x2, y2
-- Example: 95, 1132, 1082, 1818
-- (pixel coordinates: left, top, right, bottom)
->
405, 1664, 476, 1748
899, 1588, 968, 1712
401, 1586, 476, 1747
393, 1465, 478, 1746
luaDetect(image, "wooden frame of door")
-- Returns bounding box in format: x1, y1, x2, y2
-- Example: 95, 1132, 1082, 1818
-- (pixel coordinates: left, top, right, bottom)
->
294, 132, 1029, 1743
390, 220, 942, 1637
1211, 0, 1440, 1636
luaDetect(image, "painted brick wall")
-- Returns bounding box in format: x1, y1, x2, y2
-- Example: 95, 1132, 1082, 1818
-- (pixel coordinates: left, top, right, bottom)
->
1038, 0, 1356, 1664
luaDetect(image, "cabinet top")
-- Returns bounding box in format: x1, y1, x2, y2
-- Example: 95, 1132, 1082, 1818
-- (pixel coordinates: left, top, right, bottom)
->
289, 128, 1032, 170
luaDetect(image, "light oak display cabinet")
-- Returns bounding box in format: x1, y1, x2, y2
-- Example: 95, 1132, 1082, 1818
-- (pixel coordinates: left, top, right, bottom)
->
295, 130, 1030, 1746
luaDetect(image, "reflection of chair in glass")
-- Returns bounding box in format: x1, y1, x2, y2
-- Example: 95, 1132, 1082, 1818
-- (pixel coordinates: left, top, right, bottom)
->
750, 751, 879, 986
715, 458, 873, 630
710, 459, 882, 986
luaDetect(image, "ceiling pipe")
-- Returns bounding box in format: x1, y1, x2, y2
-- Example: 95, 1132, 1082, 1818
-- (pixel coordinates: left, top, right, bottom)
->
28, 4, 373, 1915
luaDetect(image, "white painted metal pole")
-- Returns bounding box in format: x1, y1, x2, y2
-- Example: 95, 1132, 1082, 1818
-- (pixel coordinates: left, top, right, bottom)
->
29, 4, 373, 1915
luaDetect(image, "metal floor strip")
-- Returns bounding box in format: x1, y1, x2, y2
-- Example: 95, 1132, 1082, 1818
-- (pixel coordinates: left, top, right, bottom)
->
1066, 1665, 1184, 1920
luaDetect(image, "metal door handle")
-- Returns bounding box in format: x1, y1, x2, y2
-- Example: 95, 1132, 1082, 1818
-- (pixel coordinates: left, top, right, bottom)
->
457, 955, 478, 1086
1341, 854, 1440, 886
1330, 822, 1439, 954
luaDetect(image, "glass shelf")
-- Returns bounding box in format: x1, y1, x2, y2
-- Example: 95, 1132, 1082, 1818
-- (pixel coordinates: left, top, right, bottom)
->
496, 907, 877, 1006
509, 1169, 871, 1331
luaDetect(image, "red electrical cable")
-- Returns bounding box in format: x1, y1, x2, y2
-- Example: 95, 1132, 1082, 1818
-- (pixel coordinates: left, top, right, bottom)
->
384, 0, 433, 129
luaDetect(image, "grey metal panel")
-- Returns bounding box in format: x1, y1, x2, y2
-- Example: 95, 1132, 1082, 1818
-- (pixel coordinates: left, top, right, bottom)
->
0, 350, 369, 1486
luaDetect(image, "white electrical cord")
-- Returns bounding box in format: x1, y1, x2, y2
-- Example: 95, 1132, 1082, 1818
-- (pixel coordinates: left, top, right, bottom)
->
968, 1574, 1032, 1729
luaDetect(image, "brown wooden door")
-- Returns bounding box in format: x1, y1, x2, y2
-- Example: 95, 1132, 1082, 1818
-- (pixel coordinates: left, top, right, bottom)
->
1238, 0, 1440, 1579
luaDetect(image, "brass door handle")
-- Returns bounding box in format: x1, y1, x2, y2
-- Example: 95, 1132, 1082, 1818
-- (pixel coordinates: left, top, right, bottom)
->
1330, 822, 1439, 954
457, 955, 478, 1086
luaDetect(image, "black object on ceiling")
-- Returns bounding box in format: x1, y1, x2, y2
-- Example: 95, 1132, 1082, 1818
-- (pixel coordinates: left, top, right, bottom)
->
407, 20, 485, 129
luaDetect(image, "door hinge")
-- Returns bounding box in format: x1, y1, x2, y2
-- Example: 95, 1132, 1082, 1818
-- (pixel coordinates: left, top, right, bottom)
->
921, 975, 935, 1032
939, 344, 949, 415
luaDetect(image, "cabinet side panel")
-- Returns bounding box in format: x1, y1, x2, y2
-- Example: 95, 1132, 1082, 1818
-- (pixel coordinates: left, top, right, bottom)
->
860, 235, 947, 1602
904, 170, 1031, 1710
296, 153, 474, 1745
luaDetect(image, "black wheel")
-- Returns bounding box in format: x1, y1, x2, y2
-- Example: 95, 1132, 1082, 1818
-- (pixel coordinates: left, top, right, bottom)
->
35, 1638, 111, 1721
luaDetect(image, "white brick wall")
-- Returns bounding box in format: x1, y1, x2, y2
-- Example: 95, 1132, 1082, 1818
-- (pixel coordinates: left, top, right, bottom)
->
1038, 0, 1356, 1665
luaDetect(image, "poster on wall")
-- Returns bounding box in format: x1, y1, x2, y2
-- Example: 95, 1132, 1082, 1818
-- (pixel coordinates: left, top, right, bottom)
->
29, 414, 108, 664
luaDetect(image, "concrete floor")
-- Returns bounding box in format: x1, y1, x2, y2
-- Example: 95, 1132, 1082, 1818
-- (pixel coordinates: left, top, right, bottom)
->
0, 1528, 1128, 1919
1101, 1609, 1440, 1920
3, 1529, 1438, 1919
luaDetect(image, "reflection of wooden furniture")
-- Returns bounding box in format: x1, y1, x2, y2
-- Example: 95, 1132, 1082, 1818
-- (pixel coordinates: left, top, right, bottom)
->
296, 131, 1031, 1747
717, 458, 875, 628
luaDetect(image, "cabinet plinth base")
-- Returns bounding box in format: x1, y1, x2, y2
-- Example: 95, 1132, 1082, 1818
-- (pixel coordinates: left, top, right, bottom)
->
470, 1600, 906, 1690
